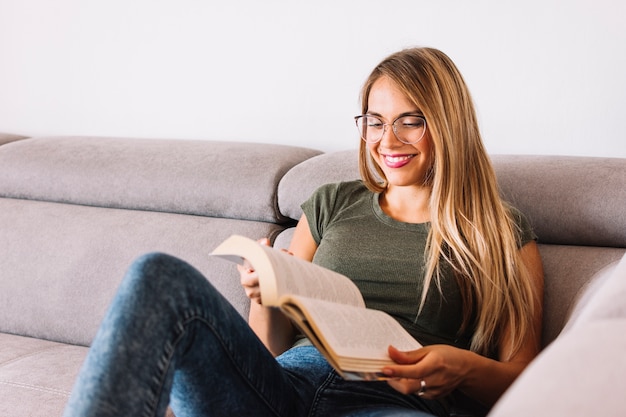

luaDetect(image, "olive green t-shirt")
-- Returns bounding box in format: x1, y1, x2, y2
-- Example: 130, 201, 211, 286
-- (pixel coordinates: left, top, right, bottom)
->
301, 180, 536, 351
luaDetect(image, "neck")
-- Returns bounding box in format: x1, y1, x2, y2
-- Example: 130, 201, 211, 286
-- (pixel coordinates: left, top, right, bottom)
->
379, 185, 432, 223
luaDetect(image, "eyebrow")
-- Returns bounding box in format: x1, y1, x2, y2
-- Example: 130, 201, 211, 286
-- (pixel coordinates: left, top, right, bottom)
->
365, 111, 424, 119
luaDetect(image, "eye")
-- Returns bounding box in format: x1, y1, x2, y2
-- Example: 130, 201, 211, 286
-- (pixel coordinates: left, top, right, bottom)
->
365, 117, 384, 129
398, 116, 425, 129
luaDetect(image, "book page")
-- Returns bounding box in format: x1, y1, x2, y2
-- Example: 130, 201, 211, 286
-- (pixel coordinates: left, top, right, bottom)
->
280, 295, 422, 363
211, 235, 365, 308
264, 247, 364, 308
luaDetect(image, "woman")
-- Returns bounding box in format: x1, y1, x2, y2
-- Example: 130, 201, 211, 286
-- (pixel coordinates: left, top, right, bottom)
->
64, 47, 543, 417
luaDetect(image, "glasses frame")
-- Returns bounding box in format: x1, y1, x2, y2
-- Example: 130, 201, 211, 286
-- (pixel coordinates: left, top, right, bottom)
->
354, 114, 427, 145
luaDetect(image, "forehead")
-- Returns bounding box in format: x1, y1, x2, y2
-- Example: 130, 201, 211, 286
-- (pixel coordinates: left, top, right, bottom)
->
367, 76, 419, 116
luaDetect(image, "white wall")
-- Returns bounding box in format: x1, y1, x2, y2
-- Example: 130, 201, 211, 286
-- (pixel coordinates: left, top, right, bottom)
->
1, 0, 624, 157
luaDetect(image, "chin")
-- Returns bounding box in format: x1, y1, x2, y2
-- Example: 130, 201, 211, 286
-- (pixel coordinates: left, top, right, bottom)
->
383, 170, 431, 187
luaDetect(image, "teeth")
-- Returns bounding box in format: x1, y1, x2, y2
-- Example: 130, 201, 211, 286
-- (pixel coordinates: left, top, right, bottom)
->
385, 155, 414, 163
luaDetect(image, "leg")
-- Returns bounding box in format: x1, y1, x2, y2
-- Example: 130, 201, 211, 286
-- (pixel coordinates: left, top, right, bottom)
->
339, 409, 440, 417
310, 372, 448, 417
63, 253, 314, 417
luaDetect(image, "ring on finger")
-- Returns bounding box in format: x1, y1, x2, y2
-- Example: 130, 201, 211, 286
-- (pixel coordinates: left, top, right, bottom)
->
417, 379, 427, 397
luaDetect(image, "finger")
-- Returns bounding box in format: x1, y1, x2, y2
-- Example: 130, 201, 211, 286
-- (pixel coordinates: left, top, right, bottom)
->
240, 274, 259, 288
243, 259, 254, 273
258, 238, 271, 246
388, 345, 426, 364
386, 377, 424, 396
387, 374, 442, 399
383, 347, 429, 380
383, 364, 426, 380
246, 290, 262, 303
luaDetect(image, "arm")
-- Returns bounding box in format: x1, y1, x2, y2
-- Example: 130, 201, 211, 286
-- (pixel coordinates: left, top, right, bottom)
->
383, 240, 544, 407
241, 214, 318, 357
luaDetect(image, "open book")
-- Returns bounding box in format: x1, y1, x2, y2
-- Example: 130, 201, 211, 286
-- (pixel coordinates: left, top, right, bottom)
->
211, 234, 422, 381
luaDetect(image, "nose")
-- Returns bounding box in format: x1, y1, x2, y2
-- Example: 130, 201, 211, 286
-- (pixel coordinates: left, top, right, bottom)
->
378, 123, 402, 147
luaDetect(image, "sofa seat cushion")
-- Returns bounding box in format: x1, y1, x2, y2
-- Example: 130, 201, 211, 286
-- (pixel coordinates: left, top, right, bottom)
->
0, 333, 86, 417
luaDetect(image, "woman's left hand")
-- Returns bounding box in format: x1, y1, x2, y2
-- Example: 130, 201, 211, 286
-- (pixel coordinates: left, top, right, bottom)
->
382, 344, 469, 399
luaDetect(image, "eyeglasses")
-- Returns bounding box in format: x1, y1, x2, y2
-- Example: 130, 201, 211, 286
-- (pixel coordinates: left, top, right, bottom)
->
354, 114, 427, 145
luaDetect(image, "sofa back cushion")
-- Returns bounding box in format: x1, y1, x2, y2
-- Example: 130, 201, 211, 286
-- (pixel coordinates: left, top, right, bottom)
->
0, 197, 285, 346
0, 136, 322, 223
492, 155, 626, 248
537, 244, 624, 345
279, 151, 626, 248
565, 253, 626, 327
0, 132, 28, 146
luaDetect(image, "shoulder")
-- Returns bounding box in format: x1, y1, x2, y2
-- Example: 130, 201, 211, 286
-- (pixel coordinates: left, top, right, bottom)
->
311, 179, 368, 194
304, 180, 370, 207
301, 180, 372, 243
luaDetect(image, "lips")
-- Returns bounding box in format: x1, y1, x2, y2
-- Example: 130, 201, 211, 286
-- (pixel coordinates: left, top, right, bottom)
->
382, 153, 415, 168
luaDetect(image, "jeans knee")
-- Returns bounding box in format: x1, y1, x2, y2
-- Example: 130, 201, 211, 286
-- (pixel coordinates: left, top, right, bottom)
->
125, 252, 216, 304
132, 252, 181, 272
122, 252, 193, 298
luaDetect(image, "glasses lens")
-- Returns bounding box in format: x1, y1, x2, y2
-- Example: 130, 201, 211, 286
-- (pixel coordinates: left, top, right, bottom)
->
394, 116, 426, 144
356, 116, 384, 143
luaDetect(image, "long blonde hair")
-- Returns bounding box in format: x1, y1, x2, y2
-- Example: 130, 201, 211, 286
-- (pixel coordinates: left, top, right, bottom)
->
359, 47, 536, 357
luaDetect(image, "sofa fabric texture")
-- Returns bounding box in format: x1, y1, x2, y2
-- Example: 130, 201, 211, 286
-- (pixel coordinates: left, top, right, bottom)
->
0, 134, 624, 417
0, 334, 86, 417
0, 136, 322, 222
0, 133, 28, 146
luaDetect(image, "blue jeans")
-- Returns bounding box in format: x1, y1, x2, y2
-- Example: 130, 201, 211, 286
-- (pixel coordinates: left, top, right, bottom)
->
63, 253, 448, 417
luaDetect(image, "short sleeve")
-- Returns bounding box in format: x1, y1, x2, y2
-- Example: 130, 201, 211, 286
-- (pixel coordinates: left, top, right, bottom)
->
300, 182, 342, 245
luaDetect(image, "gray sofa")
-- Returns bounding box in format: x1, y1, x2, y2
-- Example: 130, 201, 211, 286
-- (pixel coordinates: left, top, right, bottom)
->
0, 133, 624, 417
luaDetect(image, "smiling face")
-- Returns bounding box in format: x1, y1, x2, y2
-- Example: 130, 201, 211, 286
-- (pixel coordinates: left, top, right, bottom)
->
365, 76, 434, 189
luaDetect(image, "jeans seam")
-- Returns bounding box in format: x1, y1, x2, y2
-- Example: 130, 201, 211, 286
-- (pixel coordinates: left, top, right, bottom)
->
142, 320, 184, 417
165, 313, 284, 417
307, 369, 336, 417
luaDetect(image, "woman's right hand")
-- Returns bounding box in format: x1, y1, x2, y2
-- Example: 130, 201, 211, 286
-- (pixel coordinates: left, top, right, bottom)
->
238, 238, 270, 305
246, 217, 316, 356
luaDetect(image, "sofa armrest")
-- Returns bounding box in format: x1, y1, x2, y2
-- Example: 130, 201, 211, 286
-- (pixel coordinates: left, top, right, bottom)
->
488, 319, 626, 417
489, 253, 626, 416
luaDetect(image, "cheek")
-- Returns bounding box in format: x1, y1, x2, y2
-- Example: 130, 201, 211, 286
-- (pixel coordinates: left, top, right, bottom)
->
367, 142, 379, 159
417, 135, 434, 158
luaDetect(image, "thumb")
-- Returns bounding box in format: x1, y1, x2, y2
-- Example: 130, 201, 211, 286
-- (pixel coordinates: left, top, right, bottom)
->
388, 345, 424, 364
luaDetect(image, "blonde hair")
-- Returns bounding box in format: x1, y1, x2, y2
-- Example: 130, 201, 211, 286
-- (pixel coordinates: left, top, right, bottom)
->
359, 47, 536, 357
